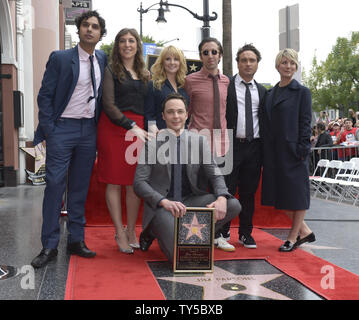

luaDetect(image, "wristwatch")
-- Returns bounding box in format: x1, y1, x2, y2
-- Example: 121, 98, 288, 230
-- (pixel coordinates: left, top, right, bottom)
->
130, 121, 136, 128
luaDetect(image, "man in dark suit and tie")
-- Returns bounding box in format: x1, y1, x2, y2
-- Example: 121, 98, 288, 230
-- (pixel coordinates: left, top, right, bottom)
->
31, 11, 107, 268
225, 44, 266, 249
133, 93, 241, 262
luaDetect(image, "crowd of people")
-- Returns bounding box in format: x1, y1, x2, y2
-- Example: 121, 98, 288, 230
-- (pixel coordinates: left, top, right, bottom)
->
312, 112, 359, 167
31, 10, 317, 269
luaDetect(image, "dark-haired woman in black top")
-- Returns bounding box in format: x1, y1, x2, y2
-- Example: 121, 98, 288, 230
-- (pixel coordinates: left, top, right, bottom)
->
97, 28, 150, 254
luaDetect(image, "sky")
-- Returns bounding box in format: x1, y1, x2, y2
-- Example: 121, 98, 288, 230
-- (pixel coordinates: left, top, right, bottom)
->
68, 0, 359, 85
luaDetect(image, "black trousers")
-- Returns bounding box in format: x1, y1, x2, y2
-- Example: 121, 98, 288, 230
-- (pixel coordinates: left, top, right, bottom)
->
216, 138, 262, 238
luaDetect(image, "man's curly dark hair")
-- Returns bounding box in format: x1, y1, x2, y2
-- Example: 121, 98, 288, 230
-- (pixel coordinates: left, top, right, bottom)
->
236, 44, 262, 62
75, 10, 107, 40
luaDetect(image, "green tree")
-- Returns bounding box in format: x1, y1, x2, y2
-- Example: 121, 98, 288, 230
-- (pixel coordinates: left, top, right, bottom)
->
262, 83, 273, 90
303, 32, 359, 115
142, 35, 165, 47
100, 41, 114, 58
100, 35, 164, 60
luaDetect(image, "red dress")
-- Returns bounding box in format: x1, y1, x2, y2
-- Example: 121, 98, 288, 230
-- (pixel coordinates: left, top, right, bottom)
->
97, 111, 144, 185
96, 66, 147, 185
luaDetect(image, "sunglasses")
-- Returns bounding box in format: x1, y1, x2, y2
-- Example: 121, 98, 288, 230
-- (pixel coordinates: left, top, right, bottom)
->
202, 49, 219, 56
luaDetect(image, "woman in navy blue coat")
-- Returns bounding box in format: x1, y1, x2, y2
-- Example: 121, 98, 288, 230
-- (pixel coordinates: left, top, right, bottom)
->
145, 46, 189, 133
261, 49, 316, 252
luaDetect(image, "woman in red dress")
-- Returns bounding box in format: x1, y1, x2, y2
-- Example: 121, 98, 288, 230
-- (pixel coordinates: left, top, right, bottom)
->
97, 28, 150, 253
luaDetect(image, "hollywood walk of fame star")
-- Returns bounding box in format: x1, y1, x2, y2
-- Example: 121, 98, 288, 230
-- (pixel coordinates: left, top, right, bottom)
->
189, 63, 198, 72
182, 214, 207, 241
299, 243, 342, 255
158, 265, 291, 300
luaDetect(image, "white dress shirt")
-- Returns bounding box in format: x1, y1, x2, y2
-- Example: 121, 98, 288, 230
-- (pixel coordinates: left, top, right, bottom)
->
61, 44, 101, 119
234, 74, 260, 139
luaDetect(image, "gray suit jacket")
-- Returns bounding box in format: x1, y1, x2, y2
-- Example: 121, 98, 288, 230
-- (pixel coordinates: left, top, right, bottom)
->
134, 129, 231, 229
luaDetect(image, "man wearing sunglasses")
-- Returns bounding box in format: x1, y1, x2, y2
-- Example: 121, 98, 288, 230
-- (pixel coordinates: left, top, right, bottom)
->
185, 38, 234, 252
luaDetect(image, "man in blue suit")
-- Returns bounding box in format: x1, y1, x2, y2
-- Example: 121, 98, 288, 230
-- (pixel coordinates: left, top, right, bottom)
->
31, 11, 107, 268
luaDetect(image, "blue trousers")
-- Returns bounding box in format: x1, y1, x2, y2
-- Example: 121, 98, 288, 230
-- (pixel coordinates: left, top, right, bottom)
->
41, 118, 97, 249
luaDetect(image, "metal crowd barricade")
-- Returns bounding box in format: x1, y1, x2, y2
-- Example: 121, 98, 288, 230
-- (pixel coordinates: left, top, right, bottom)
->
309, 144, 359, 206
310, 144, 359, 176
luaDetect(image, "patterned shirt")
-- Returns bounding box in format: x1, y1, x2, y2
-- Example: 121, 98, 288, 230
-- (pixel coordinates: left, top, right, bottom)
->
185, 68, 230, 156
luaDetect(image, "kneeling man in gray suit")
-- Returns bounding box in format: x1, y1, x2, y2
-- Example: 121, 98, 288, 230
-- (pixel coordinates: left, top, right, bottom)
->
133, 93, 241, 262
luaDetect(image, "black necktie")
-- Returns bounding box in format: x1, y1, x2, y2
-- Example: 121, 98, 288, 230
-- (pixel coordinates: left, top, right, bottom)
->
242, 81, 253, 141
88, 55, 97, 103
173, 137, 182, 202
209, 74, 221, 129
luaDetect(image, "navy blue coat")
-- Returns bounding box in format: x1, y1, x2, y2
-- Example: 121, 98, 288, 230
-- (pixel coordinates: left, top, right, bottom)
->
144, 79, 189, 130
34, 45, 107, 145
261, 79, 312, 210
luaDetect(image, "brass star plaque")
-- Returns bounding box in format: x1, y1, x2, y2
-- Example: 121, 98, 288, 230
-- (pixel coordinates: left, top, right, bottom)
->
174, 207, 215, 273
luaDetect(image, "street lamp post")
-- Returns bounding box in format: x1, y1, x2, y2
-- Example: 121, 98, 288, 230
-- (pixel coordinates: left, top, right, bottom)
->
162, 38, 180, 45
201, 0, 213, 39
137, 0, 217, 41
138, 2, 162, 41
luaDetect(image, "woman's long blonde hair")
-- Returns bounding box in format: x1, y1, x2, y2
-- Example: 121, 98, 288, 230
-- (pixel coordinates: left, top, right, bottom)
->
151, 45, 187, 90
110, 28, 148, 84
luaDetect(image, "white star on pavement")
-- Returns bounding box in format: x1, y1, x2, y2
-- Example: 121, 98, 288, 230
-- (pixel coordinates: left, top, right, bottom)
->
158, 266, 291, 300
298, 243, 342, 255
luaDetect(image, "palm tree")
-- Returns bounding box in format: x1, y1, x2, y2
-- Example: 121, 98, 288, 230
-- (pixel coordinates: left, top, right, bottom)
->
222, 0, 233, 77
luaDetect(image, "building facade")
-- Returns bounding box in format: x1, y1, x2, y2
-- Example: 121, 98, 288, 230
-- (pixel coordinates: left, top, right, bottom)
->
0, 0, 67, 186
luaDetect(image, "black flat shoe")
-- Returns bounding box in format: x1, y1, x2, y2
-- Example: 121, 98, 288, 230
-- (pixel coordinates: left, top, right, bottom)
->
139, 231, 154, 252
31, 248, 58, 269
295, 232, 316, 247
279, 240, 296, 252
67, 241, 96, 258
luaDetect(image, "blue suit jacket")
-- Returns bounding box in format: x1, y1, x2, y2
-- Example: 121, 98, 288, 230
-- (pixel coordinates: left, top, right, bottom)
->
34, 45, 107, 145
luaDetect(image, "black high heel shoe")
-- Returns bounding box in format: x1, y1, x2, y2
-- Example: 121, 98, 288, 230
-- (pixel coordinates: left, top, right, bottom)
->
279, 240, 296, 252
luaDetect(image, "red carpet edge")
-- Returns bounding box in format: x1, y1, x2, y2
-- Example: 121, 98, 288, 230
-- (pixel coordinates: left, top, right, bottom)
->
64, 227, 359, 300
